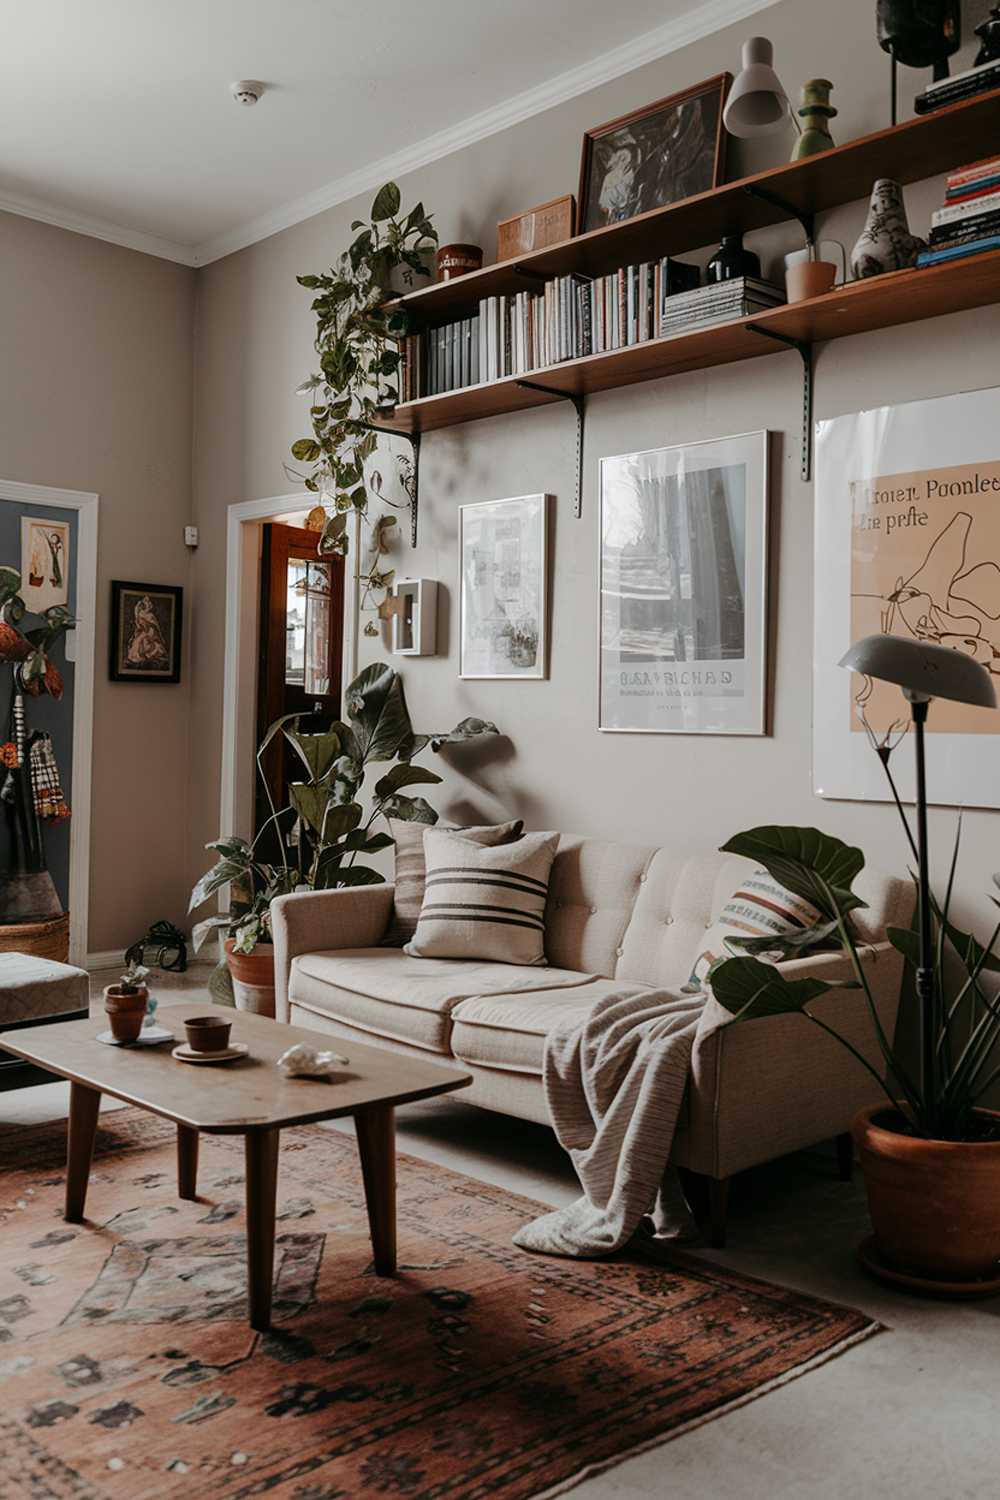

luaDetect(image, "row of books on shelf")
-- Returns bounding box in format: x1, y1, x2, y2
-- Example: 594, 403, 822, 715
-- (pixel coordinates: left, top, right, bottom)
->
917, 150, 1000, 268
915, 55, 1000, 114
400, 262, 786, 399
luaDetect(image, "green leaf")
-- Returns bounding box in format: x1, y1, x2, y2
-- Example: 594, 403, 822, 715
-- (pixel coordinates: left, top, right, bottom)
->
429, 716, 500, 751
205, 836, 253, 864
374, 763, 443, 799
708, 955, 838, 1021
724, 918, 842, 959
189, 860, 247, 912
370, 182, 401, 222
208, 961, 235, 1006
380, 793, 437, 824
343, 829, 393, 853
289, 786, 362, 839
346, 663, 413, 762
297, 274, 322, 288
191, 914, 232, 953
332, 866, 386, 887
719, 826, 867, 920
291, 437, 321, 462
0, 566, 21, 607
284, 727, 341, 783
351, 219, 364, 231
258, 711, 302, 757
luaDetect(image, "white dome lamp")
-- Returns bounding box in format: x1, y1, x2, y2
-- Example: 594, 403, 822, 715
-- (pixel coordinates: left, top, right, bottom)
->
723, 38, 792, 137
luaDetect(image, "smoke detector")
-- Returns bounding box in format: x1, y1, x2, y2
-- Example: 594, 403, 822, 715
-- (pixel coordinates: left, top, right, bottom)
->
231, 80, 264, 107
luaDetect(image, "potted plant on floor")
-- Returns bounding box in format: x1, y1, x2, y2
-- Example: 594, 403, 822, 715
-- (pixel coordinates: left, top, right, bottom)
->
190, 662, 497, 1011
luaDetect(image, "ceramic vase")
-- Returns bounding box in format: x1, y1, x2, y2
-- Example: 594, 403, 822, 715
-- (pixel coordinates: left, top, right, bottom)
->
706, 233, 761, 283
792, 79, 836, 160
850, 179, 926, 279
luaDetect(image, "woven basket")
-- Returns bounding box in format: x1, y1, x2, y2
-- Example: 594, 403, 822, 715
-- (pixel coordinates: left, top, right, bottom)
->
0, 913, 70, 963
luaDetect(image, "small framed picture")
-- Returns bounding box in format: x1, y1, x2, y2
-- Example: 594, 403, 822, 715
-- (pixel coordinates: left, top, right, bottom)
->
110, 581, 183, 683
21, 517, 71, 611
577, 74, 730, 235
460, 495, 550, 680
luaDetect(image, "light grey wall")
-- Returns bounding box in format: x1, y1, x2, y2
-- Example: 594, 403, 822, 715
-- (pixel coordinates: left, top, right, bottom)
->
191, 0, 1000, 958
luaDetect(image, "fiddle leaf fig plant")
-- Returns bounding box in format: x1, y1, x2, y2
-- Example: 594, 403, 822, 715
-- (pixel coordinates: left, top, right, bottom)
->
190, 663, 499, 1000
291, 182, 436, 617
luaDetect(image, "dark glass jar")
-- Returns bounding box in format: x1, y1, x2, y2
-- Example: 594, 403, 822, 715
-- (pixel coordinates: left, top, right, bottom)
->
706, 233, 761, 283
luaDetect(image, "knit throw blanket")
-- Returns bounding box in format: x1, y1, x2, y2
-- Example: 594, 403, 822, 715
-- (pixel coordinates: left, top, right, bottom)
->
513, 987, 708, 1258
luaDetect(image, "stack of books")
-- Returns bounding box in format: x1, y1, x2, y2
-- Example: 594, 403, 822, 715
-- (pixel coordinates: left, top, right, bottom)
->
658, 277, 785, 336
405, 316, 481, 398
914, 57, 1000, 115
916, 155, 1000, 268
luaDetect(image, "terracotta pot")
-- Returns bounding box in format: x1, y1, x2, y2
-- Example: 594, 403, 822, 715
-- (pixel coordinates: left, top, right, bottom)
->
104, 985, 149, 1044
785, 260, 837, 302
853, 1104, 1000, 1281
224, 940, 276, 1018
435, 243, 483, 281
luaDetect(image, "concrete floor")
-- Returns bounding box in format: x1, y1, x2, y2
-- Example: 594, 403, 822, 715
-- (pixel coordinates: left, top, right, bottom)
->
3, 966, 997, 1498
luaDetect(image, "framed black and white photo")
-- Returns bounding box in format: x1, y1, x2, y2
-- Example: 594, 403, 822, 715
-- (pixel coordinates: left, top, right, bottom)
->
110, 580, 182, 683
599, 433, 769, 734
577, 74, 730, 235
460, 494, 549, 679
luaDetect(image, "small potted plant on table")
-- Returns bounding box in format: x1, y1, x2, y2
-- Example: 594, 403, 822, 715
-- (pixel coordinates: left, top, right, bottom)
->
104, 961, 150, 1044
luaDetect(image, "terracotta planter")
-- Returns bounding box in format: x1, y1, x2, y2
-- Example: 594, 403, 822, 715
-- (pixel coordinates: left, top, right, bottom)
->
104, 984, 149, 1044
224, 940, 275, 1018
853, 1104, 1000, 1281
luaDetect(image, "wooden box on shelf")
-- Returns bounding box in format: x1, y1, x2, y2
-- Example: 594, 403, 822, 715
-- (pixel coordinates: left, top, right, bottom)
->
391, 579, 438, 656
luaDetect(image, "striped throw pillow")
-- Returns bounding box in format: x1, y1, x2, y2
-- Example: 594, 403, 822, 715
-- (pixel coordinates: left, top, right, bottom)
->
684, 868, 823, 992
404, 829, 559, 966
383, 817, 524, 946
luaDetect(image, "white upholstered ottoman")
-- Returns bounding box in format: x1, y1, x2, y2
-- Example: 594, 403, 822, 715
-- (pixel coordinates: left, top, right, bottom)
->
0, 952, 90, 1089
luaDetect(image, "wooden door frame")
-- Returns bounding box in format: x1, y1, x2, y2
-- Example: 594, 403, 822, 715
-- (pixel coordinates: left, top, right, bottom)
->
220, 495, 359, 842
0, 479, 99, 967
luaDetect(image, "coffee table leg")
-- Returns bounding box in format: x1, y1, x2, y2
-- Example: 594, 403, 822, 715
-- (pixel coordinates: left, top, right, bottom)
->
177, 1125, 199, 1200
356, 1104, 397, 1276
245, 1128, 280, 1331
65, 1082, 101, 1222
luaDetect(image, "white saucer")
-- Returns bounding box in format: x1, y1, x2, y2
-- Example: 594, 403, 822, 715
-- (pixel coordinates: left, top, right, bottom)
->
172, 1041, 249, 1065
96, 1025, 175, 1047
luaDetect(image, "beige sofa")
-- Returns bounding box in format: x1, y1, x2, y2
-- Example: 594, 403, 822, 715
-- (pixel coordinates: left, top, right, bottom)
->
272, 835, 912, 1244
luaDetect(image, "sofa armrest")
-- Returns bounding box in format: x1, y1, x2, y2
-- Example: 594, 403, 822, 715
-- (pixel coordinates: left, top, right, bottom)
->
674, 940, 904, 1178
271, 885, 395, 1023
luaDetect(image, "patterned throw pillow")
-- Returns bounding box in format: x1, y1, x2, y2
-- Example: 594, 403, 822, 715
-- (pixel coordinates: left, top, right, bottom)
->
684, 868, 823, 993
404, 829, 560, 966
383, 817, 524, 946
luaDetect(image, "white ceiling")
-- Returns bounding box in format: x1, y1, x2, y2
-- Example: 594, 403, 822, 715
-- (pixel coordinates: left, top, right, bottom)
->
0, 0, 773, 266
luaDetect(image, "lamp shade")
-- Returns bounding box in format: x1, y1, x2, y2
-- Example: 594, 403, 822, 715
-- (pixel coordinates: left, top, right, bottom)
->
723, 37, 790, 137
839, 634, 997, 708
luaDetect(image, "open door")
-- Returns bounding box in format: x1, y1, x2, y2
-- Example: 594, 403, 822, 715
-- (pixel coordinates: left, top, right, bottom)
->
255, 523, 344, 853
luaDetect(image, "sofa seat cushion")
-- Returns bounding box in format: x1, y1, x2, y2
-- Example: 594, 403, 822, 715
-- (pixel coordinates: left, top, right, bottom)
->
451, 977, 654, 1075
288, 949, 597, 1054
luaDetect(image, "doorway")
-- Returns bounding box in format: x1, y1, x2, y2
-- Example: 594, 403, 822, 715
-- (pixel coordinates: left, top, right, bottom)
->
254, 522, 345, 854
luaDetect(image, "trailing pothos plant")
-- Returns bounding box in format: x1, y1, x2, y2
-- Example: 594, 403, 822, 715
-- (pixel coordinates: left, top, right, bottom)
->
291, 181, 436, 613
189, 663, 497, 1000
706, 822, 1000, 1143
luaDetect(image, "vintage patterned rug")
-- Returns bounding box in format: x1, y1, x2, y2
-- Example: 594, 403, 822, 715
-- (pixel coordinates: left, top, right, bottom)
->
0, 1110, 878, 1499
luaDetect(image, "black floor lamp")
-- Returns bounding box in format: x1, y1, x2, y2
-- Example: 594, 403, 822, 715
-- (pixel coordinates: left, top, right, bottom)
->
838, 635, 996, 1118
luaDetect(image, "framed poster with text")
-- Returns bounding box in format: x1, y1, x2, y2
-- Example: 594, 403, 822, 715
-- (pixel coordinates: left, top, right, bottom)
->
599, 431, 769, 734
814, 387, 1000, 808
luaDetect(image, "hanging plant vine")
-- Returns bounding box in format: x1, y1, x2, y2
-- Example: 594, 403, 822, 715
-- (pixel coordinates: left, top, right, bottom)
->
291, 182, 436, 615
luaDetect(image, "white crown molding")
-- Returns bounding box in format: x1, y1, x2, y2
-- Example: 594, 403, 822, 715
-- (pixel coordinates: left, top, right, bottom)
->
0, 188, 197, 266
194, 0, 780, 264
0, 0, 777, 269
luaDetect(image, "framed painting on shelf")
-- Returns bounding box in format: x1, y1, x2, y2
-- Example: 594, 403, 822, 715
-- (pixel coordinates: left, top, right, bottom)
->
577, 74, 730, 235
109, 581, 183, 684
460, 494, 550, 680
814, 387, 1000, 809
599, 431, 769, 735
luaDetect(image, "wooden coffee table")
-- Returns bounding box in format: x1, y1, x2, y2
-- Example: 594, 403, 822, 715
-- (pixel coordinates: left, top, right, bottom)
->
3, 1001, 470, 1330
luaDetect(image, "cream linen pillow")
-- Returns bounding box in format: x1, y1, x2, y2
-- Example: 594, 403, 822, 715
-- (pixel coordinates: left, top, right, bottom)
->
683, 867, 824, 992
404, 828, 559, 966
383, 817, 523, 946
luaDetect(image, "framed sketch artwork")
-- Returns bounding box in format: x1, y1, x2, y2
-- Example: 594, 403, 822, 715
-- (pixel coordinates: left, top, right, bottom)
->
577, 74, 730, 235
110, 581, 182, 684
20, 517, 70, 612
814, 388, 1000, 808
460, 495, 549, 679
599, 432, 769, 734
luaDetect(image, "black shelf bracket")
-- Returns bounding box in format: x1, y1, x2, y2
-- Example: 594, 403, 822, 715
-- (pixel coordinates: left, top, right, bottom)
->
746, 327, 814, 481
367, 425, 422, 546
743, 183, 816, 247
514, 381, 586, 516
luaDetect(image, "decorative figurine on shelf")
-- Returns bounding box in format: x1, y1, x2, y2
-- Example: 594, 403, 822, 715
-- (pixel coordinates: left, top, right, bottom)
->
792, 79, 837, 159
975, 6, 1000, 66
851, 179, 926, 278
706, 232, 761, 283
125, 919, 189, 973
876, 0, 961, 123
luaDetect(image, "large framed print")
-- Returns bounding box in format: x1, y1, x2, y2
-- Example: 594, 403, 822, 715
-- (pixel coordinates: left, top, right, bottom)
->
460, 494, 549, 679
814, 388, 1000, 808
599, 432, 769, 734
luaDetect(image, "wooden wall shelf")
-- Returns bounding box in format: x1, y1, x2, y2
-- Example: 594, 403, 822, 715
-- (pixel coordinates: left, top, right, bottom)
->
386, 87, 1000, 328
376, 250, 1000, 435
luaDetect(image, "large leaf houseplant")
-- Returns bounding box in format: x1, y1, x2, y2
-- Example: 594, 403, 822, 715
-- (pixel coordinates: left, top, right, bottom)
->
190, 663, 497, 1010
708, 821, 1000, 1287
